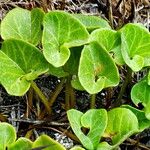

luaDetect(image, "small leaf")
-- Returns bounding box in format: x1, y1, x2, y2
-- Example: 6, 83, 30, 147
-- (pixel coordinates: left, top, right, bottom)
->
78, 42, 119, 94
97, 142, 113, 150
73, 14, 111, 31
0, 39, 48, 95
32, 135, 66, 150
8, 137, 33, 150
131, 79, 150, 120
0, 122, 16, 150
121, 105, 150, 131
67, 109, 107, 150
1, 8, 44, 45
89, 28, 124, 65
42, 11, 89, 67
120, 23, 150, 71
70, 146, 85, 150
105, 108, 139, 146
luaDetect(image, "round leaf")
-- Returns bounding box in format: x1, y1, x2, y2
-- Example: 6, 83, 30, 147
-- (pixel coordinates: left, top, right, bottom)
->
32, 135, 66, 150
89, 29, 124, 65
42, 11, 89, 67
131, 79, 150, 120
0, 122, 16, 150
1, 8, 44, 45
0, 39, 49, 96
105, 108, 139, 146
120, 23, 150, 72
78, 42, 119, 94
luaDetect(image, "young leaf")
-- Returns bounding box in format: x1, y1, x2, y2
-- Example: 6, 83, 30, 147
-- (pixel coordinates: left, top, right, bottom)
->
67, 109, 107, 150
0, 122, 16, 150
78, 42, 119, 94
70, 146, 85, 150
73, 14, 111, 31
32, 135, 66, 150
105, 108, 139, 146
120, 23, 150, 72
1, 8, 44, 45
8, 137, 33, 150
0, 39, 48, 95
121, 105, 150, 131
131, 79, 150, 120
89, 29, 124, 65
42, 11, 89, 67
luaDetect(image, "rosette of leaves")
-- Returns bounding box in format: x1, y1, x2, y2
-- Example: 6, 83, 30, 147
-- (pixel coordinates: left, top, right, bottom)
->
67, 109, 107, 150
42, 11, 89, 68
131, 75, 150, 120
78, 41, 119, 94
0, 39, 49, 96
1, 7, 44, 46
120, 23, 150, 72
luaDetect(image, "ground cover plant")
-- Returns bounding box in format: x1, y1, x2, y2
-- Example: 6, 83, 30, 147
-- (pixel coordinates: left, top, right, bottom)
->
0, 4, 150, 150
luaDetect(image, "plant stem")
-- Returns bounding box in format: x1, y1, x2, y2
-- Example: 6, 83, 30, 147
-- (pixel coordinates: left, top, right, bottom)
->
31, 81, 51, 114
116, 66, 132, 106
49, 78, 66, 107
90, 94, 96, 108
65, 77, 71, 111
70, 85, 76, 108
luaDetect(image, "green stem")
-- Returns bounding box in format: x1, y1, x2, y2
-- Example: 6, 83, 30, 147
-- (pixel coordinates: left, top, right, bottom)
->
49, 78, 66, 107
90, 94, 96, 109
116, 66, 132, 106
31, 81, 51, 114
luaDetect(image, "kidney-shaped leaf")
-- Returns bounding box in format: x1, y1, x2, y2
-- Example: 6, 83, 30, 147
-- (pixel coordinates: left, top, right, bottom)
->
42, 11, 89, 67
0, 39, 48, 96
120, 23, 150, 72
32, 135, 66, 150
67, 109, 107, 150
78, 42, 119, 94
8, 137, 33, 150
131, 78, 150, 120
105, 108, 139, 146
0, 122, 16, 150
1, 8, 44, 45
89, 29, 124, 65
74, 14, 111, 31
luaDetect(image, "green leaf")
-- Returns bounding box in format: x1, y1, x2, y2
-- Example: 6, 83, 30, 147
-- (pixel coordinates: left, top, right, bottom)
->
1, 8, 44, 45
105, 108, 139, 146
131, 78, 150, 120
97, 142, 113, 150
73, 14, 111, 31
121, 105, 150, 131
67, 109, 107, 150
32, 135, 66, 150
78, 42, 119, 94
70, 146, 85, 150
8, 137, 33, 150
0, 122, 16, 150
0, 39, 48, 96
120, 23, 150, 71
89, 29, 124, 65
42, 11, 89, 67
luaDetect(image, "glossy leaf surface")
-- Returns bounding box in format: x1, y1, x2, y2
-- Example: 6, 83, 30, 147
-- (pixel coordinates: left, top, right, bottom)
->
78, 42, 119, 94
74, 14, 111, 31
1, 8, 44, 45
32, 135, 66, 150
120, 23, 150, 71
0, 40, 48, 95
42, 11, 89, 67
89, 29, 124, 65
0, 122, 16, 150
8, 138, 33, 150
131, 79, 150, 120
67, 109, 107, 150
105, 108, 139, 145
